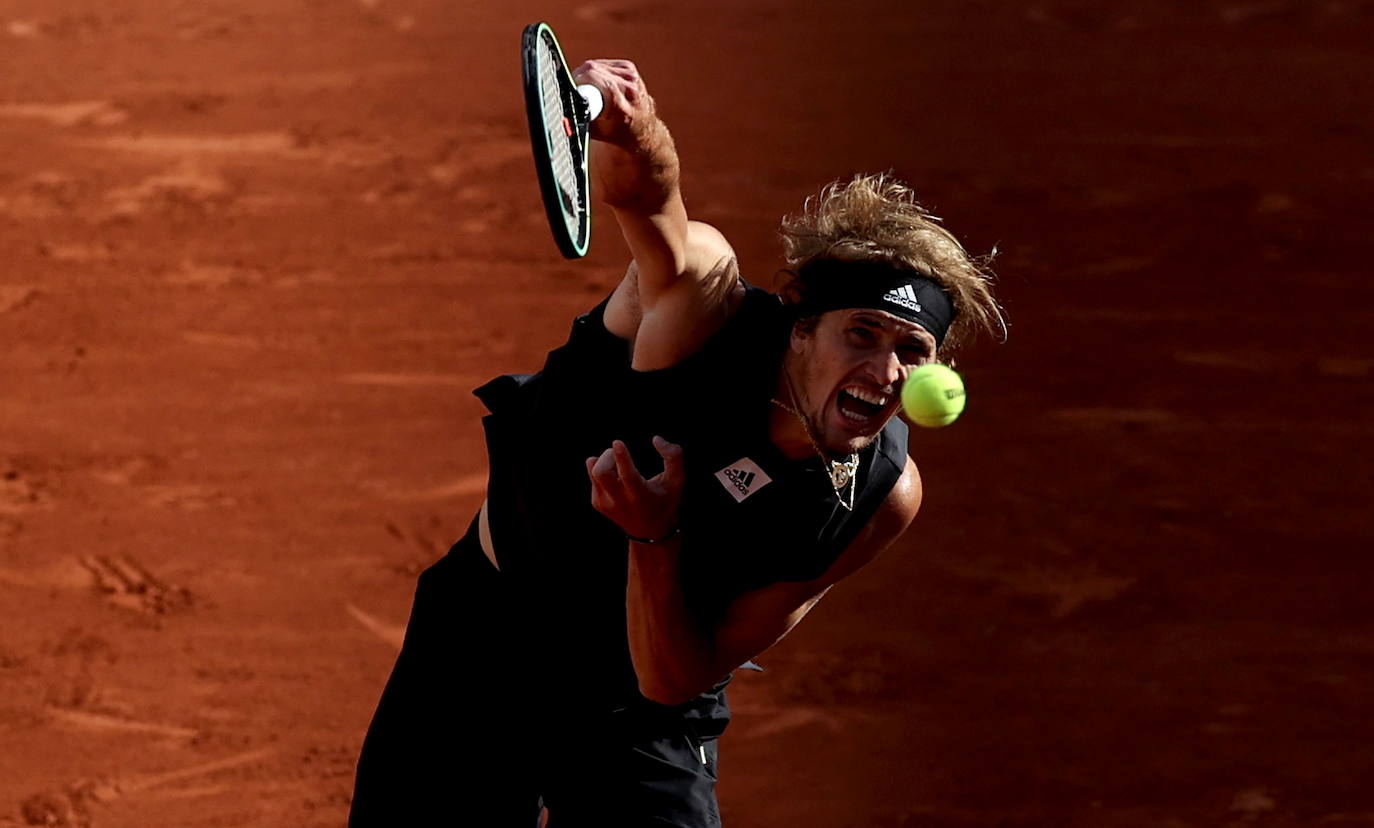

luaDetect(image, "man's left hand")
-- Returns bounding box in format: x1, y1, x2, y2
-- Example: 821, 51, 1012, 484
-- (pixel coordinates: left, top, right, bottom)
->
586, 436, 684, 541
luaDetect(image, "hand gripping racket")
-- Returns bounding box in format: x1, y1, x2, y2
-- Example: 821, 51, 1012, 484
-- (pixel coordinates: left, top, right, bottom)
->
521, 22, 604, 259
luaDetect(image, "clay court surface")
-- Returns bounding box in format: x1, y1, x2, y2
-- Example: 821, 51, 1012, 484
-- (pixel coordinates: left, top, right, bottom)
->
2, 1, 1372, 825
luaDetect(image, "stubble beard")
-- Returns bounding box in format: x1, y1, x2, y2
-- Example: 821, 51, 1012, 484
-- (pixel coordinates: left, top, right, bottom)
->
792, 358, 880, 458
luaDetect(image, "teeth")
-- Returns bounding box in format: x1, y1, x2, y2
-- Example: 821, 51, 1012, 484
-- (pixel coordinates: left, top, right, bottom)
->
845, 387, 889, 406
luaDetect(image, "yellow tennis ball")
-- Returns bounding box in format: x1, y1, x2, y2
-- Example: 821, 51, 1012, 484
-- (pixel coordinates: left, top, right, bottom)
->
901, 364, 966, 428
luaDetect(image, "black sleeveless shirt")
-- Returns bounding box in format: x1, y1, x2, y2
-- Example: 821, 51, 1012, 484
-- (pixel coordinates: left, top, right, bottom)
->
474, 283, 909, 712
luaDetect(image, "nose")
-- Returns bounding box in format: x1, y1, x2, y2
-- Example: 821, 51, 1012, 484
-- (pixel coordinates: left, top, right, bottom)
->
870, 350, 904, 389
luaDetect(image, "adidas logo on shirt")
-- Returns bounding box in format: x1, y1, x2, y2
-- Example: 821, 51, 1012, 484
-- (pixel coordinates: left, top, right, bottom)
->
724, 468, 755, 489
715, 458, 772, 503
881, 283, 922, 313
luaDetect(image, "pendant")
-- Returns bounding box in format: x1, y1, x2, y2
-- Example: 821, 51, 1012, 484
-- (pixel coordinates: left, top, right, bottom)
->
829, 455, 859, 510
828, 455, 858, 489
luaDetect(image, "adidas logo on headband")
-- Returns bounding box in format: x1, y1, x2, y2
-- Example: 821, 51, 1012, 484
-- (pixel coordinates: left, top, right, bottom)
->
881, 283, 922, 313
791, 258, 956, 346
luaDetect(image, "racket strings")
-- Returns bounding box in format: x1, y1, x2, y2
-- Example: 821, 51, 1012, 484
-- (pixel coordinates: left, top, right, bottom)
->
537, 41, 583, 236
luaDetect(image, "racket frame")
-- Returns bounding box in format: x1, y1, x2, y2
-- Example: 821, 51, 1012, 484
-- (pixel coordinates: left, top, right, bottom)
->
521, 22, 594, 259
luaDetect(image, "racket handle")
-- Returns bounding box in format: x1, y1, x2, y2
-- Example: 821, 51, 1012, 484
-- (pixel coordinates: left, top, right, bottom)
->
577, 84, 604, 123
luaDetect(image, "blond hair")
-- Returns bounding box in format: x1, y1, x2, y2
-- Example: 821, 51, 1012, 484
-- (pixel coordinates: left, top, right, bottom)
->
779, 173, 1006, 354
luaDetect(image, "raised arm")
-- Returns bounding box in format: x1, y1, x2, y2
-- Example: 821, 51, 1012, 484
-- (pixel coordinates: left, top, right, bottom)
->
573, 59, 742, 370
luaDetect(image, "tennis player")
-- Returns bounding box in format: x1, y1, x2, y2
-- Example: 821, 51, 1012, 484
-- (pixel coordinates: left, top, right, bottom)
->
350, 59, 1003, 826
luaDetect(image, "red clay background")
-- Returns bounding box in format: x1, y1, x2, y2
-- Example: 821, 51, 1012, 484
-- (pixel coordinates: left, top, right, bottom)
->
2, 1, 1372, 826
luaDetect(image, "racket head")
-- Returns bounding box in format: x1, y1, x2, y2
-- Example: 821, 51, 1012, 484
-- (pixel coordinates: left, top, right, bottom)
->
521, 22, 593, 259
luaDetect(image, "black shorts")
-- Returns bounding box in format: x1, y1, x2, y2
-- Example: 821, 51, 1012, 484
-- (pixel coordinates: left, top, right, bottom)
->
350, 524, 724, 827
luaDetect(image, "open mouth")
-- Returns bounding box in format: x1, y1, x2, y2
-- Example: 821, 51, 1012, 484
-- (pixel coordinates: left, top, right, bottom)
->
836, 386, 890, 426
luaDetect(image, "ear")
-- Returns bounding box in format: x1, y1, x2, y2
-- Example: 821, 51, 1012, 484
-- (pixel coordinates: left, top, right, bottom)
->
790, 321, 811, 354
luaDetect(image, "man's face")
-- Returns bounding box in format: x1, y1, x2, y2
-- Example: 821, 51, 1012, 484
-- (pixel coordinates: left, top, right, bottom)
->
790, 308, 938, 455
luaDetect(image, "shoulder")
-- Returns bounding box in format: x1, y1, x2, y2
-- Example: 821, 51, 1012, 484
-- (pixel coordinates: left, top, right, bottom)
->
882, 455, 923, 531
862, 454, 922, 554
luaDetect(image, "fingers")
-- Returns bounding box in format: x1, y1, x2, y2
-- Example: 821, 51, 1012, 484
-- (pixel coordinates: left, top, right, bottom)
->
586, 446, 620, 514
588, 437, 681, 496
611, 440, 644, 487
587, 439, 670, 492
588, 442, 642, 489
587, 446, 619, 486
571, 59, 649, 139
575, 59, 638, 81
586, 438, 684, 536
652, 435, 685, 491
572, 60, 641, 96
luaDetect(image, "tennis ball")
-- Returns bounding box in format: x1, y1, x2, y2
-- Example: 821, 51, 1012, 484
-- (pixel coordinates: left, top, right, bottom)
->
901, 364, 966, 428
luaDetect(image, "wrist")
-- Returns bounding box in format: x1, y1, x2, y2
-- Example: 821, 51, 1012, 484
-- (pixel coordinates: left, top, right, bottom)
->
625, 525, 681, 545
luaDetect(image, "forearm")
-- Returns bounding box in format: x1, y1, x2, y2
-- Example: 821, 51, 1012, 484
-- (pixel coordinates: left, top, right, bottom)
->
594, 117, 682, 215
625, 537, 723, 706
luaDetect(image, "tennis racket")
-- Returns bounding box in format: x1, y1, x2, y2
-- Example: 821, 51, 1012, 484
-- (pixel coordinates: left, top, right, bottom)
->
521, 22, 604, 259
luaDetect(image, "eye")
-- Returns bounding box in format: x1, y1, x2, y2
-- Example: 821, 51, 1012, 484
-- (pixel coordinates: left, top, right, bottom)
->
848, 327, 876, 344
898, 345, 930, 364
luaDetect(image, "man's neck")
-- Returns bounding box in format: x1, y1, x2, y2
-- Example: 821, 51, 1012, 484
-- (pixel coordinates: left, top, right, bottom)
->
769, 361, 820, 461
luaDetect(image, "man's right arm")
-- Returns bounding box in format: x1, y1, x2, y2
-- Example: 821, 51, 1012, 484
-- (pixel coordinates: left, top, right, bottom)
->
573, 59, 742, 371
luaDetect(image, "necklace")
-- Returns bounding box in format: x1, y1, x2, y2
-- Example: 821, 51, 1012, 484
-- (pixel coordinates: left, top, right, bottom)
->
771, 376, 860, 511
